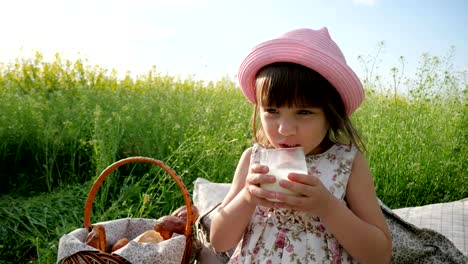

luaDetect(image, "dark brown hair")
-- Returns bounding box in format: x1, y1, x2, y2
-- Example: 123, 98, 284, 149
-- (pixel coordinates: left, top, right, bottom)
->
251, 62, 365, 152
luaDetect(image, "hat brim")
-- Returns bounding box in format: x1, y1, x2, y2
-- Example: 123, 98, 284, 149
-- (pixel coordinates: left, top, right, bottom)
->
238, 38, 364, 115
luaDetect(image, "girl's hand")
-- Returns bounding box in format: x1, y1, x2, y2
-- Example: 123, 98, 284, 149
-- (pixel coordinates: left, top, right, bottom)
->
273, 172, 337, 218
243, 164, 283, 207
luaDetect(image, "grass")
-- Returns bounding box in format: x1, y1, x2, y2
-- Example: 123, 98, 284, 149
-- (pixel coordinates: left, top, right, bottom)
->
0, 52, 466, 263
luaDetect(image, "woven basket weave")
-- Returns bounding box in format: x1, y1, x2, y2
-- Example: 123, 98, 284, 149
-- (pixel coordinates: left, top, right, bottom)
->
62, 156, 196, 264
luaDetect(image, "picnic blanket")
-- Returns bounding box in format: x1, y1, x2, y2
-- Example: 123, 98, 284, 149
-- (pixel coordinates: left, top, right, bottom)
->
392, 198, 467, 256
192, 178, 468, 263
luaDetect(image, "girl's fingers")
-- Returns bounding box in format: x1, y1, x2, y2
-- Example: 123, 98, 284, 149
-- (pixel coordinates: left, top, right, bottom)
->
287, 172, 321, 185
246, 172, 326, 209
248, 185, 277, 201
278, 173, 323, 197
247, 167, 276, 186
250, 164, 268, 174
249, 186, 297, 207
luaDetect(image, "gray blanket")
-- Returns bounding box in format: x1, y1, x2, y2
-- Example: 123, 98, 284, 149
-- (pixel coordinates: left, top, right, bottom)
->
193, 178, 468, 263
380, 200, 467, 263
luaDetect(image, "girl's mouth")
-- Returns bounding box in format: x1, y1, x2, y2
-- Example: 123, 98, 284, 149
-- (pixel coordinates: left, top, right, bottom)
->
279, 144, 301, 148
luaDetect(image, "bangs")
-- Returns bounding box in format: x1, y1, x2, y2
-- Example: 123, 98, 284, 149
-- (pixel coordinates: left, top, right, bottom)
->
255, 62, 337, 108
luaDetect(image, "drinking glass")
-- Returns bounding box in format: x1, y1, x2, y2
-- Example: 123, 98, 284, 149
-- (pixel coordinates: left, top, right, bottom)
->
259, 147, 308, 200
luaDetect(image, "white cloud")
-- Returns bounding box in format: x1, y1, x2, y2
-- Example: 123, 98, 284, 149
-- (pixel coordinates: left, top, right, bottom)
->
143, 0, 209, 9
352, 0, 378, 6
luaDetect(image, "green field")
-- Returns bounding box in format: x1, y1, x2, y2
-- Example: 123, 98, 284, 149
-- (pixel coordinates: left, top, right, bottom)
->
0, 53, 466, 263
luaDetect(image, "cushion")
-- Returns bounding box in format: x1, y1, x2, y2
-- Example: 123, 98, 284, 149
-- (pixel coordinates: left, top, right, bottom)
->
193, 178, 232, 264
193, 178, 231, 215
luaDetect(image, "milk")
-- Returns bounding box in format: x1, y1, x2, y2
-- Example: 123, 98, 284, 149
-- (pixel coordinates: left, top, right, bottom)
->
260, 168, 307, 196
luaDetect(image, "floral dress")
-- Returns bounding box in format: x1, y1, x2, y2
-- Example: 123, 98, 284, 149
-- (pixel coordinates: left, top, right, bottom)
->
229, 144, 358, 264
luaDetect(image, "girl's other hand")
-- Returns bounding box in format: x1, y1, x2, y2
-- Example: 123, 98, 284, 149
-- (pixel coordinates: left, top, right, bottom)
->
274, 172, 337, 217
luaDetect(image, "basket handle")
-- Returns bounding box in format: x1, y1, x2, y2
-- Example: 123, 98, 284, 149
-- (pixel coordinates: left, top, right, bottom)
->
83, 157, 195, 252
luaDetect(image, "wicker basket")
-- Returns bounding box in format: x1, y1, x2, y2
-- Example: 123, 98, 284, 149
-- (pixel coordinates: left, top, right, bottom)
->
61, 156, 196, 264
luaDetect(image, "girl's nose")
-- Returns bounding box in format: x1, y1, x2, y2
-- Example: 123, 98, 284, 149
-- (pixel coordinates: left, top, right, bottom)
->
278, 119, 296, 136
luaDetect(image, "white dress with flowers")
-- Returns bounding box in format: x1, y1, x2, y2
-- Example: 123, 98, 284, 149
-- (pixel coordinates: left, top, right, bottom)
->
229, 144, 358, 264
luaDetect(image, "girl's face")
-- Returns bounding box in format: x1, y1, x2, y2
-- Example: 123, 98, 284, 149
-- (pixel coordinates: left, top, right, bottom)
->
260, 104, 329, 155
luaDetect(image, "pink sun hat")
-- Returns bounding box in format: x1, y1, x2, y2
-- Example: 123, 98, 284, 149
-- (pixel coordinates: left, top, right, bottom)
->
238, 27, 364, 115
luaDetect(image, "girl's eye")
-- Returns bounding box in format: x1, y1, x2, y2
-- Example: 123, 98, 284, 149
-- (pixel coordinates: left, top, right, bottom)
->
298, 110, 313, 115
264, 108, 278, 114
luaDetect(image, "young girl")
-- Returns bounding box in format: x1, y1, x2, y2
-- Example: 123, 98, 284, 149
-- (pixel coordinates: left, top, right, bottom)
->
210, 28, 392, 263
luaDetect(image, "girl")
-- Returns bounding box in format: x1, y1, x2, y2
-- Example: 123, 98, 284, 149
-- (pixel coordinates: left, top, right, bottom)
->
210, 28, 392, 263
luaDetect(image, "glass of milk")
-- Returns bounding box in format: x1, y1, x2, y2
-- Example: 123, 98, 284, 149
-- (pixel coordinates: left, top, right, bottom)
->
259, 147, 308, 200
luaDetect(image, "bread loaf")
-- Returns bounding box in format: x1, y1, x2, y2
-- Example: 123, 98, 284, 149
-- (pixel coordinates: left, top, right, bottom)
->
111, 237, 129, 252
154, 215, 186, 240
134, 230, 164, 243
171, 205, 199, 222
85, 224, 107, 252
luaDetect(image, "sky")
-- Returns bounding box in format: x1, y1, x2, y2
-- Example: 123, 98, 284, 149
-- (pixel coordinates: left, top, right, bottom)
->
1, 0, 467, 86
